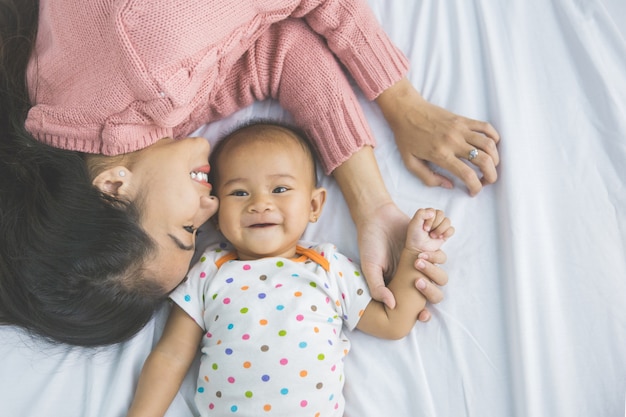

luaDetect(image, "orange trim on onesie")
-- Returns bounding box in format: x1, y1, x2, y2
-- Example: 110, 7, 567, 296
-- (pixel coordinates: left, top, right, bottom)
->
214, 245, 330, 272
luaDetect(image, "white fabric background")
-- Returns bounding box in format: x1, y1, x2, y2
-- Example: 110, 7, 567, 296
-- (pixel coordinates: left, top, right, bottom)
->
1, 1, 625, 416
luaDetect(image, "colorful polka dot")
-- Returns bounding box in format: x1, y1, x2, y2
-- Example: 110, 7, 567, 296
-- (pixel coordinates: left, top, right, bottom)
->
245, 391, 253, 398
184, 294, 191, 302
243, 264, 251, 270
280, 388, 288, 395
261, 374, 270, 382
276, 261, 284, 267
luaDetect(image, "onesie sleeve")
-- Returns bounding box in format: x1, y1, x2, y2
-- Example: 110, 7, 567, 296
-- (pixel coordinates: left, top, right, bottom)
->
169, 245, 223, 330
317, 243, 372, 331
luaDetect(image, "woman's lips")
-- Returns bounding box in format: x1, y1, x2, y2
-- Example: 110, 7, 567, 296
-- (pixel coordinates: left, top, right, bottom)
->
190, 164, 212, 189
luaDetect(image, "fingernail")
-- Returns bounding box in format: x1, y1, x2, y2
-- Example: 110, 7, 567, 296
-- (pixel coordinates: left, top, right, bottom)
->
417, 279, 427, 290
417, 260, 426, 269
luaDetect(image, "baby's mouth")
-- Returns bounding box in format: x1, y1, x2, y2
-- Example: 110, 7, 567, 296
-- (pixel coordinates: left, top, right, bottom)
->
250, 223, 275, 228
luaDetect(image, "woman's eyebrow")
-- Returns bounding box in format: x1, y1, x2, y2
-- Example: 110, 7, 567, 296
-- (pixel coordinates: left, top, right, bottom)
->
168, 233, 194, 251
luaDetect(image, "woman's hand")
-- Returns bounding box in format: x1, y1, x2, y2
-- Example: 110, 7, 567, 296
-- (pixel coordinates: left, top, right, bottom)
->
376, 77, 501, 196
356, 201, 449, 314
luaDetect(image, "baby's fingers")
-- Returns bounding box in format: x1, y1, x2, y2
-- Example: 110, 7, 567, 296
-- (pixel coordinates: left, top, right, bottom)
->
428, 211, 454, 240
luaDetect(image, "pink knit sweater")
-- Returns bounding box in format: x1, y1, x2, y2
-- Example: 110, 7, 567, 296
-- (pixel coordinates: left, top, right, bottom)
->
26, 0, 408, 173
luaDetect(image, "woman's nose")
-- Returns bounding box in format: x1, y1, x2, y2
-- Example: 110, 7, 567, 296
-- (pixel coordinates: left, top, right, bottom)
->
199, 195, 219, 221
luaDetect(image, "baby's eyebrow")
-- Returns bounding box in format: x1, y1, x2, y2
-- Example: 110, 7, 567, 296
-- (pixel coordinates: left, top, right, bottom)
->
168, 233, 194, 251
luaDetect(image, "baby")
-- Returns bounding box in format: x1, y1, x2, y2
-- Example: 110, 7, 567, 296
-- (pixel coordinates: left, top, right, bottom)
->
127, 122, 454, 417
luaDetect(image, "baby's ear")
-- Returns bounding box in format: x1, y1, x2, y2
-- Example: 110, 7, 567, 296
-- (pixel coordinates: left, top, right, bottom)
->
309, 187, 327, 223
92, 166, 135, 199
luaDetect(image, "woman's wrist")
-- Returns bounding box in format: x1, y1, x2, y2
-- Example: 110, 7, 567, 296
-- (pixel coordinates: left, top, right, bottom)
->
375, 77, 425, 125
331, 145, 394, 226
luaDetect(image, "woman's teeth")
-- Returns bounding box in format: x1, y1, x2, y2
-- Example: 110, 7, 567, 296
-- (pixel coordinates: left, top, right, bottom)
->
190, 171, 209, 183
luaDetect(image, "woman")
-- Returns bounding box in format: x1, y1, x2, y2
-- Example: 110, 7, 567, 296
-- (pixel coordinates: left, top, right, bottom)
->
0, 0, 499, 346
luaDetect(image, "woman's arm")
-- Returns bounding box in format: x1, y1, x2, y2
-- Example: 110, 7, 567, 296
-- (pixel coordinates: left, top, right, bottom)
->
356, 209, 454, 339
127, 305, 203, 417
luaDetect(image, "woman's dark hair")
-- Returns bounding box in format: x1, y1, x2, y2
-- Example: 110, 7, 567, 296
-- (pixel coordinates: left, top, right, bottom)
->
0, 0, 167, 346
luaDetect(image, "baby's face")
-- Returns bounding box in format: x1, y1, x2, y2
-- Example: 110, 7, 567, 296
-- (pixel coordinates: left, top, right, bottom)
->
214, 127, 325, 260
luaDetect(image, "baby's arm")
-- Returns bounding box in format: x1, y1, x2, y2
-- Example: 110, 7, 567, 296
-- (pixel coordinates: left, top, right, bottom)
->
127, 305, 203, 417
356, 209, 454, 339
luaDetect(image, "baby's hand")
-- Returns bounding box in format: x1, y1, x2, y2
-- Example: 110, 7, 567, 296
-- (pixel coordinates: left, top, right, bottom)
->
406, 208, 454, 253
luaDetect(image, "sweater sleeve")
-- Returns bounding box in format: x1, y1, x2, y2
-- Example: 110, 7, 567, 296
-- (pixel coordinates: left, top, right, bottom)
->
290, 0, 409, 100
190, 19, 375, 174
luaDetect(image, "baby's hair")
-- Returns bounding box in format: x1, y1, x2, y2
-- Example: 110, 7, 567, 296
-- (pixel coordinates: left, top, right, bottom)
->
209, 119, 320, 192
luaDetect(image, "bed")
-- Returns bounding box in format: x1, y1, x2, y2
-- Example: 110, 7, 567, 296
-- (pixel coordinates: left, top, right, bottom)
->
1, 0, 625, 416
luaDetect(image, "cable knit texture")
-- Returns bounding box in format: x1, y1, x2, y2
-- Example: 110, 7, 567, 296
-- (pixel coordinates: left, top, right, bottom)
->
26, 0, 408, 173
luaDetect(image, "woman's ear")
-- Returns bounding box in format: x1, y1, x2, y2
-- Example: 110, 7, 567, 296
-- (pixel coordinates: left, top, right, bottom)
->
92, 166, 135, 199
309, 187, 327, 223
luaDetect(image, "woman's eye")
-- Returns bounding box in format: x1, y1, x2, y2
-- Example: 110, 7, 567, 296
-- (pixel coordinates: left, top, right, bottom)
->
273, 186, 288, 193
183, 225, 196, 234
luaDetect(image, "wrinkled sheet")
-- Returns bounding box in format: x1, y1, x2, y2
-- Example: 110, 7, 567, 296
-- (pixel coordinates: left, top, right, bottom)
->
1, 0, 625, 416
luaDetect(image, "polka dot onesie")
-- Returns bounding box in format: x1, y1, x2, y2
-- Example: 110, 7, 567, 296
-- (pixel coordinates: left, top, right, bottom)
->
170, 241, 372, 416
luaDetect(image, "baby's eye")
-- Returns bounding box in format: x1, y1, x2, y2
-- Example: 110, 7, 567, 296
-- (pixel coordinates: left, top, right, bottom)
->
273, 186, 288, 193
231, 190, 248, 197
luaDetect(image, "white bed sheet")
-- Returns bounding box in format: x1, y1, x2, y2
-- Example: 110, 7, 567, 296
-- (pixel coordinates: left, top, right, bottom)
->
1, 0, 625, 416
